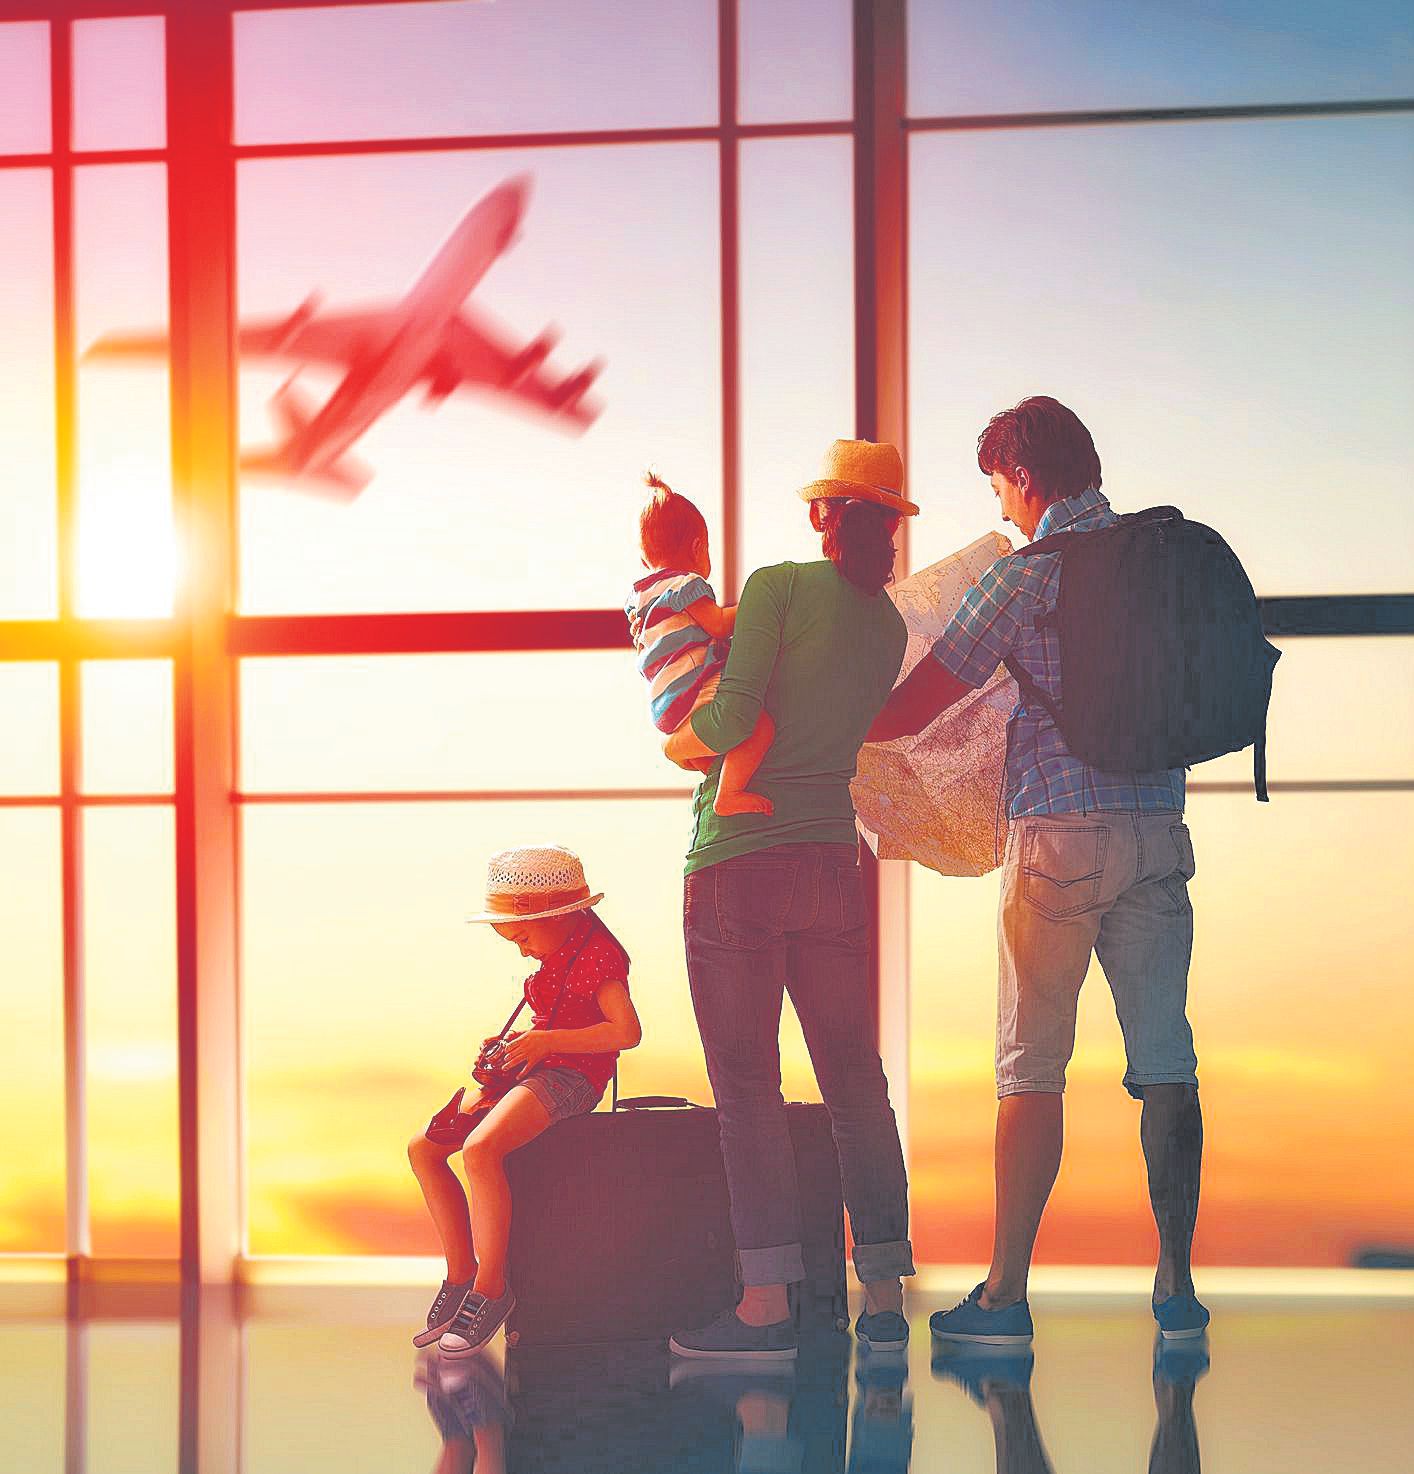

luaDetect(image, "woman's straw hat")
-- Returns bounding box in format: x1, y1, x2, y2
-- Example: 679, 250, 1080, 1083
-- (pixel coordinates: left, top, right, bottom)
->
797, 439, 919, 517
466, 845, 604, 924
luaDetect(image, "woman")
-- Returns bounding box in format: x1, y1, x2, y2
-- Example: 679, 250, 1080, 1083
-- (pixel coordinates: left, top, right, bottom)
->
663, 439, 918, 1360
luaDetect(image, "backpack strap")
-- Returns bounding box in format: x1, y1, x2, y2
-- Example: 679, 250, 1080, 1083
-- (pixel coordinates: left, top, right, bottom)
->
1003, 653, 1065, 731
1254, 725, 1270, 803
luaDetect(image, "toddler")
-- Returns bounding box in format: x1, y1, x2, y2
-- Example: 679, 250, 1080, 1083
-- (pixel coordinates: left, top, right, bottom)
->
625, 471, 775, 816
407, 844, 640, 1356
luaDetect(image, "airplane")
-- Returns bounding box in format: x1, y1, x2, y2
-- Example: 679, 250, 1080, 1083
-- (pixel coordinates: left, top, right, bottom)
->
84, 175, 604, 499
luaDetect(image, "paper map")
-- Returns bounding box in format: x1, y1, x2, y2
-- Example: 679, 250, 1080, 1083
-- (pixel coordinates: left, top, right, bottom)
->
851, 531, 1017, 877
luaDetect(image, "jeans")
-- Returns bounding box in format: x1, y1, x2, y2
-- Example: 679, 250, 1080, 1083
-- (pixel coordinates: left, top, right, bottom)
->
997, 810, 1199, 1100
683, 842, 915, 1288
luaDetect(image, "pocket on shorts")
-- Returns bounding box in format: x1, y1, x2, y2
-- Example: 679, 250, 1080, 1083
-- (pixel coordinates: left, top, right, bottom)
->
1159, 821, 1196, 913
714, 857, 797, 948
1021, 823, 1108, 919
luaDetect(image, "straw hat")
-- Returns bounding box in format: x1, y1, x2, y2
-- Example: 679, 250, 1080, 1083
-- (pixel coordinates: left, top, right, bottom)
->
797, 439, 919, 517
465, 845, 604, 924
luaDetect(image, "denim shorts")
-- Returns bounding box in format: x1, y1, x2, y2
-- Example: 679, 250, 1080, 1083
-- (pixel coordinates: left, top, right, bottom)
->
514, 1064, 603, 1122
997, 810, 1199, 1100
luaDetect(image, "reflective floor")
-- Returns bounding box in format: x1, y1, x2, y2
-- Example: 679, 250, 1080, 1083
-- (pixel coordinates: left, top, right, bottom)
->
2, 1287, 1411, 1472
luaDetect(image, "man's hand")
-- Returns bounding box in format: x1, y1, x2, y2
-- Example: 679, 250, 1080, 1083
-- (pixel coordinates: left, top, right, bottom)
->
498, 1029, 555, 1075
866, 656, 975, 742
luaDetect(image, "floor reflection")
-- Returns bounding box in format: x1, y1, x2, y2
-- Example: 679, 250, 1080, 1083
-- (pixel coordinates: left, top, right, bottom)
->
3, 1289, 1412, 1472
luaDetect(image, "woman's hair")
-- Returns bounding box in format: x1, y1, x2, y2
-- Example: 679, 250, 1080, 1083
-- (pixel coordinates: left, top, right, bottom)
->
639, 469, 709, 569
810, 498, 897, 595
976, 395, 1101, 501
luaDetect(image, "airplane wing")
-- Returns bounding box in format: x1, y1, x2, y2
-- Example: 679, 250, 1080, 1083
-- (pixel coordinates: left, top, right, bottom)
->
84, 297, 394, 372
433, 309, 604, 430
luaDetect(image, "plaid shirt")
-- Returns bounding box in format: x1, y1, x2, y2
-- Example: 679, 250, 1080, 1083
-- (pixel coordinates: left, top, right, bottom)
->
930, 486, 1186, 818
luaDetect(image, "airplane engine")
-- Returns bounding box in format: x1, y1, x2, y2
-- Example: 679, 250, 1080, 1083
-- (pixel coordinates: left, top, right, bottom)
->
551, 359, 604, 409
424, 355, 461, 406
502, 327, 560, 388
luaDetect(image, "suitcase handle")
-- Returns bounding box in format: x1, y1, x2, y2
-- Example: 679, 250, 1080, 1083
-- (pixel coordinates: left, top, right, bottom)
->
612, 1094, 705, 1111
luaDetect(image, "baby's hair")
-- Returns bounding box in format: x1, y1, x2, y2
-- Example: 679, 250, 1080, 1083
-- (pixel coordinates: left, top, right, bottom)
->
639, 467, 709, 569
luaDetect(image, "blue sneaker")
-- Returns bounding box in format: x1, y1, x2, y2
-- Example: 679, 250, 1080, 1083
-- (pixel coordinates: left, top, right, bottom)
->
669, 1308, 798, 1361
931, 1343, 1035, 1406
929, 1283, 1034, 1346
1152, 1291, 1210, 1340
855, 1309, 909, 1353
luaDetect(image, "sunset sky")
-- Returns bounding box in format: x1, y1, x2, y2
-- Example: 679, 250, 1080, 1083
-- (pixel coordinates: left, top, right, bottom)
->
1, 1, 1411, 1268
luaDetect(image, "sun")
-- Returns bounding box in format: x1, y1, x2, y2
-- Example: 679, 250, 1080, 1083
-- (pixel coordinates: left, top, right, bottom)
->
77, 456, 181, 618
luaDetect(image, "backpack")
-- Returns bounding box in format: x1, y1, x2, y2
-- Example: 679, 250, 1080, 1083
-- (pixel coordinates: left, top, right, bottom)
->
1002, 506, 1281, 800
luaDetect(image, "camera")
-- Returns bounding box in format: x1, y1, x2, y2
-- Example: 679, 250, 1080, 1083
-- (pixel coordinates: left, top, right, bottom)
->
472, 1037, 521, 1092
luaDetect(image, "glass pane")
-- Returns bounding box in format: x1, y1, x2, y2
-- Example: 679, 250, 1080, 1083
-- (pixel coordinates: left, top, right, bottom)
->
236, 146, 721, 614
0, 22, 50, 155
243, 799, 820, 1255
234, 0, 718, 145
76, 164, 175, 619
739, 0, 853, 124
1200, 636, 1414, 785
910, 791, 1414, 1265
81, 660, 173, 796
84, 806, 178, 1258
0, 663, 59, 795
908, 118, 1414, 596
87, 1325, 180, 1473
740, 136, 855, 577
240, 652, 672, 794
0, 810, 64, 1251
0, 168, 57, 617
909, 0, 1414, 117
72, 16, 166, 153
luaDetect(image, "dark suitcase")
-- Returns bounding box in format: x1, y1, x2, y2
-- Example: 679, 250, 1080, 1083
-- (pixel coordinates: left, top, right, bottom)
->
505, 1098, 848, 1347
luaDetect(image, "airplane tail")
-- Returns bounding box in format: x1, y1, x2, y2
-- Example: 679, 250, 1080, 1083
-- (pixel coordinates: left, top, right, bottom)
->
239, 380, 372, 502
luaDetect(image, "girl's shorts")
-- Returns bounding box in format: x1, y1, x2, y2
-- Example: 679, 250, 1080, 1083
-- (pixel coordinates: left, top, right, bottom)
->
516, 1064, 603, 1122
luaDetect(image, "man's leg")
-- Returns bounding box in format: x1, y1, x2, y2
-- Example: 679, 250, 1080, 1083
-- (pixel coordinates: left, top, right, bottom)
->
1141, 1084, 1203, 1302
984, 816, 1118, 1307
1095, 813, 1201, 1304
984, 1092, 1064, 1308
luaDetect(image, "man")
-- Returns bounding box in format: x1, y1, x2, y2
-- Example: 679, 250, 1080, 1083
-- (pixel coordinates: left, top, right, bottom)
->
869, 396, 1208, 1345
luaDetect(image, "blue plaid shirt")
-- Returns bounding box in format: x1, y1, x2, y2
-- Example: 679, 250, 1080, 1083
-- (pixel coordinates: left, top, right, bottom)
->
930, 487, 1186, 818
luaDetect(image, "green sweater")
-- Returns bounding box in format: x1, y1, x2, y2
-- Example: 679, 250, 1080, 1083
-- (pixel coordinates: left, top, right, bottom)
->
685, 560, 907, 875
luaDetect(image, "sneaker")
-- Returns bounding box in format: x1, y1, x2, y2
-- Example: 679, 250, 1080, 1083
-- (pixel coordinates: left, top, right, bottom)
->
854, 1309, 910, 1353
412, 1277, 474, 1348
438, 1284, 516, 1358
1152, 1291, 1210, 1340
929, 1283, 1034, 1346
1153, 1334, 1210, 1386
669, 1308, 799, 1361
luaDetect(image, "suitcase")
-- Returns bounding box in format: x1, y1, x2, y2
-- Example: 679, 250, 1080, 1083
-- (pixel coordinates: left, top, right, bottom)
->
504, 1098, 848, 1347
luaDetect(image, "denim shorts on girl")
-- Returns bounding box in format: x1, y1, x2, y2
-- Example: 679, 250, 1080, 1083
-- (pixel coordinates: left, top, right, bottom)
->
516, 1063, 603, 1122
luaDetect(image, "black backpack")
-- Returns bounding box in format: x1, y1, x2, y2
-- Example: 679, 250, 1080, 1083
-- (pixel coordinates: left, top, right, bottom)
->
1002, 506, 1281, 800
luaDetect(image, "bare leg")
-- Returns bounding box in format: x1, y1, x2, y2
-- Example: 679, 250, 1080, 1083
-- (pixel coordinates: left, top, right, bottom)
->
738, 1283, 791, 1326
864, 1278, 904, 1314
713, 711, 776, 817
1141, 1084, 1203, 1302
408, 1128, 478, 1283
461, 1085, 557, 1298
983, 1093, 1063, 1308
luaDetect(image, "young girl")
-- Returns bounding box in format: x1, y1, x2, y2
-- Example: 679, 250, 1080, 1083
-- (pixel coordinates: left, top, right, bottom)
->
407, 844, 640, 1356
625, 471, 776, 817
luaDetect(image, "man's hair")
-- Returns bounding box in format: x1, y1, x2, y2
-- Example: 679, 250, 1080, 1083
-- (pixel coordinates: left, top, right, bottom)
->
639, 470, 709, 568
976, 396, 1102, 502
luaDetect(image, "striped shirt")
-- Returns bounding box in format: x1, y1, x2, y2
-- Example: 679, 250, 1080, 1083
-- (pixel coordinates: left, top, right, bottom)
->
930, 487, 1186, 818
625, 569, 728, 734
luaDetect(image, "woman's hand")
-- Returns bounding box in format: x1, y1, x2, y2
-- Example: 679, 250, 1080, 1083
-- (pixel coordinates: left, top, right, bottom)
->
498, 1029, 554, 1075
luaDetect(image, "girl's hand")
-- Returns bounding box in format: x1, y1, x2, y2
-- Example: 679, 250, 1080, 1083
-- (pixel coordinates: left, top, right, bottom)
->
498, 1029, 554, 1075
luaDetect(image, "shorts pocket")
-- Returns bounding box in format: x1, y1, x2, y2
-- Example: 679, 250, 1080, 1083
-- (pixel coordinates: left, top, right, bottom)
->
715, 857, 797, 948
1021, 823, 1108, 919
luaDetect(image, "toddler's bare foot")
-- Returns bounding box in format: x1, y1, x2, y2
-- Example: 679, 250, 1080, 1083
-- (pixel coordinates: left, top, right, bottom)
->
713, 790, 774, 817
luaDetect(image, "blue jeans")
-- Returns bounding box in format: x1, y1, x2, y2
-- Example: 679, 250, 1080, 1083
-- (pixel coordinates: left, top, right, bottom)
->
683, 843, 915, 1288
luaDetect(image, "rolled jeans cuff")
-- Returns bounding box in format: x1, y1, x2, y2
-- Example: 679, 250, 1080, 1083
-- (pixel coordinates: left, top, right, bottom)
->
739, 1242, 807, 1287
852, 1239, 916, 1283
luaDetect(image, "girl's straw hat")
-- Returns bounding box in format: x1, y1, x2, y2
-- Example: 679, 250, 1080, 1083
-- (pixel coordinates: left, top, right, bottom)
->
465, 845, 604, 924
797, 439, 919, 517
